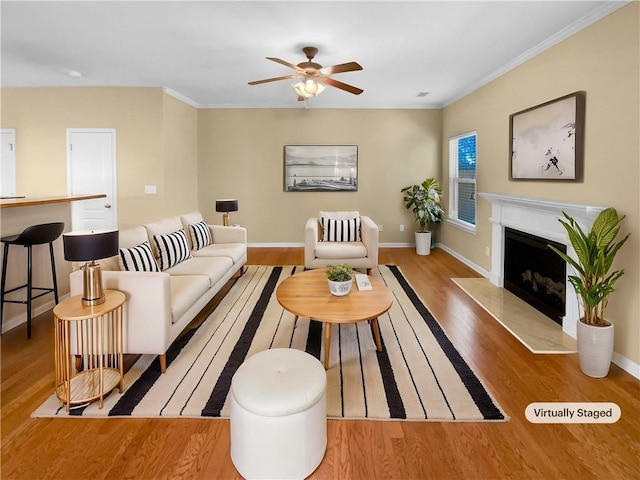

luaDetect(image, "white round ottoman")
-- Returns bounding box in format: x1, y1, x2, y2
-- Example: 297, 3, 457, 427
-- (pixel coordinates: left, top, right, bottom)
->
230, 348, 327, 480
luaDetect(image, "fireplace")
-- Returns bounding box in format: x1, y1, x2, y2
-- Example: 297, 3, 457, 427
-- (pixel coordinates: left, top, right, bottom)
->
478, 193, 605, 338
504, 227, 566, 325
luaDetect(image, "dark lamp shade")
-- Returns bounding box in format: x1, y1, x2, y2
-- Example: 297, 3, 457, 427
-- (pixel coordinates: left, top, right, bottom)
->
63, 230, 119, 262
215, 199, 239, 213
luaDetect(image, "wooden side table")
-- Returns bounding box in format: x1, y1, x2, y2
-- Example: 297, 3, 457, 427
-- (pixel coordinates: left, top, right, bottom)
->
53, 289, 125, 411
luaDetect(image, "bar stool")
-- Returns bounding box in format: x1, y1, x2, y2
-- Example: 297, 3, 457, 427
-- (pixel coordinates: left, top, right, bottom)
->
1, 222, 65, 338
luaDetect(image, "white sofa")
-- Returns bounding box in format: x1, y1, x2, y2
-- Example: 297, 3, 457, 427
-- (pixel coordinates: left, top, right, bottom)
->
304, 211, 379, 274
70, 212, 247, 373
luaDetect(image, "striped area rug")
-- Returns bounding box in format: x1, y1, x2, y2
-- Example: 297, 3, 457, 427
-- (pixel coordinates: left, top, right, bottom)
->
33, 265, 507, 421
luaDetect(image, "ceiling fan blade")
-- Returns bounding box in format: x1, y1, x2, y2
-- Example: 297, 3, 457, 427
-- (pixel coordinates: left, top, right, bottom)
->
322, 77, 364, 95
266, 57, 305, 74
320, 62, 363, 75
248, 74, 299, 86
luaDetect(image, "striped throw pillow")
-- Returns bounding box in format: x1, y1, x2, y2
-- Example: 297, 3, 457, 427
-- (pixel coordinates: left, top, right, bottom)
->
118, 241, 160, 272
189, 221, 212, 251
321, 216, 361, 242
153, 229, 192, 270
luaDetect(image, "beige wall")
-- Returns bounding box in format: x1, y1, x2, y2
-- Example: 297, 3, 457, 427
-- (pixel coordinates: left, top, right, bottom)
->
0, 87, 199, 228
197, 108, 441, 243
440, 3, 639, 365
162, 93, 199, 218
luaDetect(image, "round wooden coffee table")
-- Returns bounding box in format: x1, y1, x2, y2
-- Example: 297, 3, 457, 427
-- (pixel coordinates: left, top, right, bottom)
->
276, 268, 393, 369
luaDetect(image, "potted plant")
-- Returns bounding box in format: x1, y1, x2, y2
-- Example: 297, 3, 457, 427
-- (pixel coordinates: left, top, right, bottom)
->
401, 177, 445, 255
326, 264, 354, 296
548, 207, 630, 377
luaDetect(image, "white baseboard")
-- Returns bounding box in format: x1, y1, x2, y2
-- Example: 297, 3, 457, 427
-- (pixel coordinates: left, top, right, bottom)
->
435, 243, 640, 380
1, 293, 70, 334
248, 242, 416, 248
612, 353, 640, 380
434, 242, 491, 278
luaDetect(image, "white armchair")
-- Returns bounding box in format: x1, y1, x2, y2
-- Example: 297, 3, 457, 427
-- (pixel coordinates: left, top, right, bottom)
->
304, 211, 379, 274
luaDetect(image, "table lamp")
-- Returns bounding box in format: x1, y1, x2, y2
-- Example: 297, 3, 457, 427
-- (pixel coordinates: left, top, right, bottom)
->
63, 230, 119, 306
215, 199, 238, 226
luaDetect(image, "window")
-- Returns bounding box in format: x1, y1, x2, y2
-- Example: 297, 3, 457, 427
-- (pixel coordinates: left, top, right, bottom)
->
448, 131, 477, 232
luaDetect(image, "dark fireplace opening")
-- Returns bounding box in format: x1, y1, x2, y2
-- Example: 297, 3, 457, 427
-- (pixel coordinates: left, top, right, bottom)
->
504, 227, 566, 325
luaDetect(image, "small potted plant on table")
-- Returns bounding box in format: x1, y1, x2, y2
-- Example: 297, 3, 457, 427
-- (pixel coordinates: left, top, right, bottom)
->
326, 264, 354, 296
401, 177, 445, 255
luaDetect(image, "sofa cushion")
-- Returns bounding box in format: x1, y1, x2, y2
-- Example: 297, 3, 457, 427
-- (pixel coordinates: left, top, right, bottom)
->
315, 241, 367, 260
191, 243, 245, 264
153, 229, 192, 271
145, 216, 183, 257
180, 212, 204, 229
169, 275, 210, 323
119, 241, 160, 272
165, 256, 234, 287
180, 212, 204, 249
97, 226, 149, 272
189, 221, 213, 251
321, 216, 361, 242
121, 226, 150, 248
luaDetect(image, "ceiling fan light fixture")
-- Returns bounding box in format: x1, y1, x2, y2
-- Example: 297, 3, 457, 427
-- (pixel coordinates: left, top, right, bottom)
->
292, 78, 325, 99
305, 78, 318, 94
251, 47, 362, 98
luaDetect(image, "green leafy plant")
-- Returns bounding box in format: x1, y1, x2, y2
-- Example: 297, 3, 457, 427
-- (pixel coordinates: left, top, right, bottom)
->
401, 177, 445, 233
325, 264, 353, 282
549, 208, 630, 327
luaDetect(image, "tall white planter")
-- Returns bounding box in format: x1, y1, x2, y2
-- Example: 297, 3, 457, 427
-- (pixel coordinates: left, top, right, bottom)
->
416, 232, 431, 255
577, 319, 614, 378
415, 232, 432, 256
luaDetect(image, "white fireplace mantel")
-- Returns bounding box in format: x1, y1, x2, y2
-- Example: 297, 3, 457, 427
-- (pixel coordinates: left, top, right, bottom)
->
478, 193, 605, 337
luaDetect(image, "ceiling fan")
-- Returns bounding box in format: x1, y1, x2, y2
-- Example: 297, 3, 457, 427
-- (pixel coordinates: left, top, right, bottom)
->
248, 46, 363, 101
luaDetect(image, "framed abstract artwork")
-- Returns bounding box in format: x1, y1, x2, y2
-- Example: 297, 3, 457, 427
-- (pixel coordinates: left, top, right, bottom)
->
510, 91, 586, 181
283, 145, 358, 192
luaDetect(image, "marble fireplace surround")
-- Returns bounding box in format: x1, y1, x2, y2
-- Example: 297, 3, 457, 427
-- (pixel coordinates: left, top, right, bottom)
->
479, 193, 605, 339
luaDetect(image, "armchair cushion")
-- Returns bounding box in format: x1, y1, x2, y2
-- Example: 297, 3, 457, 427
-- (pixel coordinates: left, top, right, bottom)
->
153, 229, 192, 271
320, 216, 361, 242
319, 210, 360, 220
314, 241, 367, 260
119, 241, 160, 272
305, 214, 379, 272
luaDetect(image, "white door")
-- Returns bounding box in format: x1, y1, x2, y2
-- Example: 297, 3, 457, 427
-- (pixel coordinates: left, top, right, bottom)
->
1, 129, 17, 197
67, 129, 117, 231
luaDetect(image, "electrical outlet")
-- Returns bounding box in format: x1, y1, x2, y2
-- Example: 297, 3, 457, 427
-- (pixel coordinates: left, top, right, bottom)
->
485, 246, 491, 257
400, 224, 405, 232
378, 224, 383, 232
144, 185, 157, 194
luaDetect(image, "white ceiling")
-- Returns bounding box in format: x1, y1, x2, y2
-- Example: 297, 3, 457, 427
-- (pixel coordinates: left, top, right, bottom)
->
1, 1, 627, 109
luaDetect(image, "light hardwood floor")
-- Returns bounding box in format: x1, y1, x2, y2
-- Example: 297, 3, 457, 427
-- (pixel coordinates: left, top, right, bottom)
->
2, 247, 639, 479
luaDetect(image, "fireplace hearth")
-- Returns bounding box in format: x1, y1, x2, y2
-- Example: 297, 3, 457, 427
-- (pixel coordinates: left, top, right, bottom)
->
479, 192, 605, 338
504, 227, 566, 324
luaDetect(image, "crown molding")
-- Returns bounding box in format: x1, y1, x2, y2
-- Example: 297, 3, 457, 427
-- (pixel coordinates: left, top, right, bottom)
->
444, 1, 630, 107
163, 87, 200, 108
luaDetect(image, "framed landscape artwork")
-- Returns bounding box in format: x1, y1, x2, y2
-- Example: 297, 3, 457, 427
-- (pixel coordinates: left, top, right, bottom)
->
284, 145, 358, 192
510, 91, 586, 181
